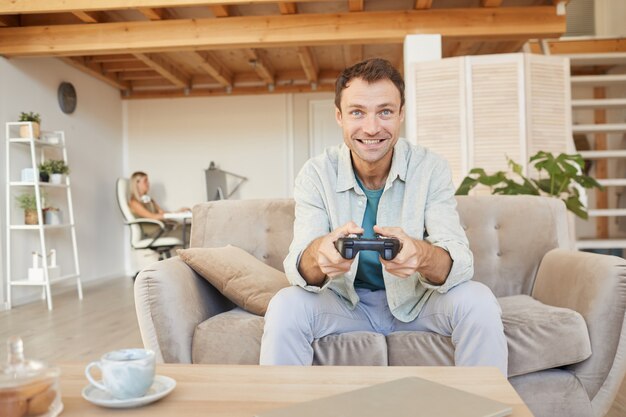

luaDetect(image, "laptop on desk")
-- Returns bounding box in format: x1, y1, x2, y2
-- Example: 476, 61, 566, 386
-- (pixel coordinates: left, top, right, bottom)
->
255, 376, 512, 417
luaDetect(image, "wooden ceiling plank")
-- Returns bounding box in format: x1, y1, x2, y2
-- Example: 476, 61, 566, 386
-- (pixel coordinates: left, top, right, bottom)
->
278, 3, 297, 14
72, 11, 99, 23
0, 7, 567, 57
546, 38, 626, 54
0, 0, 334, 14
119, 70, 163, 80
209, 6, 230, 18
138, 8, 165, 20
186, 51, 233, 87
244, 49, 275, 85
101, 61, 151, 72
348, 0, 364, 12
125, 83, 335, 99
60, 57, 129, 90
343, 44, 363, 67
414, 0, 433, 9
297, 46, 318, 84
89, 54, 138, 63
0, 14, 19, 26
481, 0, 502, 7
133, 53, 189, 87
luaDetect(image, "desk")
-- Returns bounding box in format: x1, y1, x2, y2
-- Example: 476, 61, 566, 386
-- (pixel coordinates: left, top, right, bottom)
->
58, 364, 532, 416
164, 211, 192, 248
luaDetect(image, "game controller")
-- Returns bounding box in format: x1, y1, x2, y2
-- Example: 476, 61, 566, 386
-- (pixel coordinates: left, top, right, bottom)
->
334, 234, 401, 261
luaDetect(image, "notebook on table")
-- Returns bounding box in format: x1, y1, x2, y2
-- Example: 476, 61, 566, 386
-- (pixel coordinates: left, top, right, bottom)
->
255, 376, 513, 417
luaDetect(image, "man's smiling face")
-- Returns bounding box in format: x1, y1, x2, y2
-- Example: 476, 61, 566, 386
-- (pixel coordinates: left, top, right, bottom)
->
336, 77, 404, 168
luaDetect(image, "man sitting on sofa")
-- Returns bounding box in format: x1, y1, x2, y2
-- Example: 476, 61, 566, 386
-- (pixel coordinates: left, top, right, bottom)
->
260, 58, 508, 376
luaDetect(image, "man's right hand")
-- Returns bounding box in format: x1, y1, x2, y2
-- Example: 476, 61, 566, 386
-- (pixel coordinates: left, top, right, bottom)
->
298, 222, 364, 285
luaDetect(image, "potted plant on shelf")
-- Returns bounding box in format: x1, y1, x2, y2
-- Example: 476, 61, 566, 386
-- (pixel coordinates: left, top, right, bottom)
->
455, 151, 604, 220
18, 112, 41, 139
44, 206, 63, 225
38, 160, 70, 184
16, 193, 41, 225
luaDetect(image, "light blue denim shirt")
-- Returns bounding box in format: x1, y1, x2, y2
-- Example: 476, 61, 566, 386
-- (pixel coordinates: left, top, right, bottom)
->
283, 138, 474, 322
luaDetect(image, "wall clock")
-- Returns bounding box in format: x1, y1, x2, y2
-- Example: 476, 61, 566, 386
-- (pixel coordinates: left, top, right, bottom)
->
58, 82, 77, 114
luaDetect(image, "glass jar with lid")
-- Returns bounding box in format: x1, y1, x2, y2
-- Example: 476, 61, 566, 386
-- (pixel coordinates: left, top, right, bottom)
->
0, 336, 62, 417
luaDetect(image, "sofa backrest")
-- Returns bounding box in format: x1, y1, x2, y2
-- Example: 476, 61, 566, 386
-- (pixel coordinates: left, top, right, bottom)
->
191, 199, 296, 272
456, 195, 571, 297
190, 195, 571, 297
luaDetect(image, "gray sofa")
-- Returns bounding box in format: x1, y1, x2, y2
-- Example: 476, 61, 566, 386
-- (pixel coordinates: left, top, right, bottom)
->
134, 195, 626, 417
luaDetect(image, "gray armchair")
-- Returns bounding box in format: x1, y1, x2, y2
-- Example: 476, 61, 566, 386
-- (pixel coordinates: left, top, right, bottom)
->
134, 196, 626, 417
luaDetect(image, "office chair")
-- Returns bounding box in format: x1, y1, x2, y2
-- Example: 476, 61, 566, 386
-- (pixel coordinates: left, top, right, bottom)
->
116, 178, 183, 261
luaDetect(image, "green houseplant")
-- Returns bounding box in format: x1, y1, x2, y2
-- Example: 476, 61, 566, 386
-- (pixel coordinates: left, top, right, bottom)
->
16, 193, 42, 225
455, 151, 604, 219
18, 112, 41, 139
38, 160, 69, 184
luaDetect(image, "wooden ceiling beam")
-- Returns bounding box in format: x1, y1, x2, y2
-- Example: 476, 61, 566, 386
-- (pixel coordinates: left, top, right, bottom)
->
133, 53, 189, 87
348, 0, 364, 12
297, 46, 318, 85
138, 8, 167, 20
186, 51, 233, 87
209, 6, 231, 18
0, 7, 566, 57
125, 83, 335, 100
244, 49, 275, 85
0, 14, 19, 26
414, 0, 433, 9
89, 54, 138, 63
0, 0, 332, 14
540, 38, 626, 54
481, 0, 502, 7
72, 11, 100, 23
278, 3, 298, 14
119, 70, 163, 80
343, 44, 363, 67
60, 57, 130, 90
101, 61, 150, 72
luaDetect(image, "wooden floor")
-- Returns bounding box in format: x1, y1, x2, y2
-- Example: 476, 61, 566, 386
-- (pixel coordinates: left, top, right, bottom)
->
0, 276, 143, 363
0, 275, 624, 417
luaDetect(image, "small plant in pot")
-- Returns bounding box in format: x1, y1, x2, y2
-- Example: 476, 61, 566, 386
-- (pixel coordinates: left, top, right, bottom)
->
16, 193, 41, 225
18, 112, 41, 139
38, 160, 69, 184
44, 206, 62, 225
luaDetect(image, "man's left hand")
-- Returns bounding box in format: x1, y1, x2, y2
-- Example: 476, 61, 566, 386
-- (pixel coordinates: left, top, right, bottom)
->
373, 225, 424, 278
373, 225, 451, 284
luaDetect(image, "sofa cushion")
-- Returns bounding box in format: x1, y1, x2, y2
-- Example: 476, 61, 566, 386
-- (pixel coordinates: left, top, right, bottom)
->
192, 309, 388, 365
192, 295, 591, 374
312, 333, 388, 366
178, 245, 289, 316
192, 307, 264, 364
387, 295, 591, 377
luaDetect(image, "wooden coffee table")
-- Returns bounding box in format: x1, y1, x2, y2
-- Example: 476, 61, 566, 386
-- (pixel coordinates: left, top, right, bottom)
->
58, 363, 533, 416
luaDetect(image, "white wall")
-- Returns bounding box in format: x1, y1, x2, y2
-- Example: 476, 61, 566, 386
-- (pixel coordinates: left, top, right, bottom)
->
0, 57, 125, 308
596, 0, 626, 37
125, 92, 335, 209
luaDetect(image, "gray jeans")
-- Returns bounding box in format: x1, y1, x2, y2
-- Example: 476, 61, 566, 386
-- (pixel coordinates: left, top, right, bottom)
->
260, 280, 508, 377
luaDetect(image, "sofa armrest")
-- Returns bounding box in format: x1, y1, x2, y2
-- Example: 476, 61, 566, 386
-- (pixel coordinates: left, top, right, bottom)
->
532, 248, 626, 416
134, 256, 235, 364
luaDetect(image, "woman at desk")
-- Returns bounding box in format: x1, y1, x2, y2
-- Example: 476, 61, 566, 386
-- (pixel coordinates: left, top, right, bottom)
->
129, 171, 191, 244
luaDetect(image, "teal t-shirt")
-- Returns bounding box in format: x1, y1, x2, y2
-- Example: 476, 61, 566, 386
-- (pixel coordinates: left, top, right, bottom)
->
354, 176, 385, 291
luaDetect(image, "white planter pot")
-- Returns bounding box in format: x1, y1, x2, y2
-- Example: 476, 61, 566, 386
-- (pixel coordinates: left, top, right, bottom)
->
50, 173, 64, 184
45, 209, 63, 225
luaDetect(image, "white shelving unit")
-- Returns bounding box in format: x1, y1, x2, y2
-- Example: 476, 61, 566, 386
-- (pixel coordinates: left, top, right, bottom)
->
4, 122, 82, 310
567, 48, 626, 251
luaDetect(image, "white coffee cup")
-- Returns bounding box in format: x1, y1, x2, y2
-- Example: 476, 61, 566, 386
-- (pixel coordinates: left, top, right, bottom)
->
85, 348, 156, 399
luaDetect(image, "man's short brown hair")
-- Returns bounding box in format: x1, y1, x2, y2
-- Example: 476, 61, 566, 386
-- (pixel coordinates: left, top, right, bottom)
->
334, 58, 405, 111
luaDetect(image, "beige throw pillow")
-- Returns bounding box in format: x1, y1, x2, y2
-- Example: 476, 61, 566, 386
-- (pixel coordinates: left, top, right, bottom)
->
178, 245, 289, 316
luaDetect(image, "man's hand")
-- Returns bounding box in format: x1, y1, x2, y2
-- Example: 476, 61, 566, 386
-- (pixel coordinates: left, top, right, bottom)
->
298, 222, 364, 286
317, 222, 364, 278
374, 225, 452, 284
